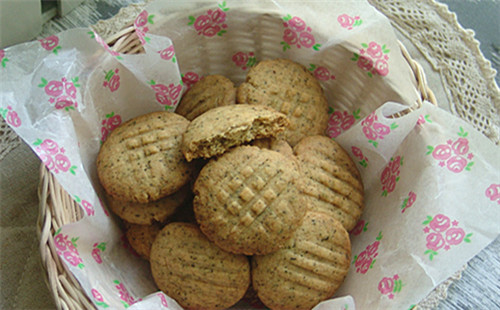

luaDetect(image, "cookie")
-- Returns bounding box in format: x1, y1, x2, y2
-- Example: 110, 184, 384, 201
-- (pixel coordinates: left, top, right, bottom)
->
193, 145, 305, 255
237, 58, 329, 146
175, 75, 236, 121
251, 211, 351, 310
293, 135, 364, 231
106, 186, 189, 225
97, 111, 195, 203
126, 223, 162, 260
182, 104, 289, 162
251, 138, 294, 157
150, 222, 250, 310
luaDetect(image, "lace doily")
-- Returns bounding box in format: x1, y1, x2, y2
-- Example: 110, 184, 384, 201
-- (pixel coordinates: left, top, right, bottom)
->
368, 0, 499, 145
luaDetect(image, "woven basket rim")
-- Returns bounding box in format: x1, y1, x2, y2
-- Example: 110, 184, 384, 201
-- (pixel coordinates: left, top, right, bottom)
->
37, 13, 436, 310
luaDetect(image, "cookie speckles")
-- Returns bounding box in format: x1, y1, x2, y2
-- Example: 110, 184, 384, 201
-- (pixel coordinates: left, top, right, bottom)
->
251, 212, 351, 310
150, 223, 250, 310
237, 59, 329, 146
193, 146, 304, 255
97, 111, 194, 203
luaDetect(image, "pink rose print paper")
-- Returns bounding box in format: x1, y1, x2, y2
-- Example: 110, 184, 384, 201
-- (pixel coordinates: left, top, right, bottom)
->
401, 191, 417, 213
181, 71, 201, 90
135, 10, 155, 44
0, 49, 8, 67
0, 106, 21, 128
232, 51, 257, 70
308, 63, 335, 81
281, 14, 321, 51
351, 41, 390, 77
353, 231, 383, 274
327, 107, 360, 138
351, 219, 368, 236
39, 35, 61, 54
422, 214, 472, 261
92, 242, 107, 264
34, 138, 77, 175
100, 112, 122, 143
338, 14, 362, 30
103, 69, 120, 92
362, 111, 398, 147
91, 288, 109, 308
378, 274, 403, 300
188, 1, 229, 37
380, 155, 403, 196
74, 195, 95, 216
158, 45, 176, 63
351, 146, 369, 168
148, 79, 182, 110
426, 126, 474, 173
38, 76, 80, 111
114, 280, 141, 308
54, 229, 84, 269
485, 184, 500, 205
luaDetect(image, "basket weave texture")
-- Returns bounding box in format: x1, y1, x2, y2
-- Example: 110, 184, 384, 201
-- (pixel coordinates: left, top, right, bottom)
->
37, 21, 437, 310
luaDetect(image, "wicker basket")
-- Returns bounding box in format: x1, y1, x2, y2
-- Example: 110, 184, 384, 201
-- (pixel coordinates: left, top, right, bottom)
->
37, 19, 437, 310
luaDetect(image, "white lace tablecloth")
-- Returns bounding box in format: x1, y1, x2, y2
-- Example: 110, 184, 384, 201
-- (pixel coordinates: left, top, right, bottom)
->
0, 0, 498, 309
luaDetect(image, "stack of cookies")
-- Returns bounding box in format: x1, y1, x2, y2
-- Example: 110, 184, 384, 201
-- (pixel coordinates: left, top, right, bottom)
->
97, 59, 364, 310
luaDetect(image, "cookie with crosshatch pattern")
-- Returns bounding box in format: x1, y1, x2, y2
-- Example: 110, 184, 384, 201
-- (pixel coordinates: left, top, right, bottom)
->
193, 145, 305, 255
293, 135, 364, 231
236, 58, 329, 146
97, 111, 195, 203
251, 211, 351, 310
150, 222, 250, 310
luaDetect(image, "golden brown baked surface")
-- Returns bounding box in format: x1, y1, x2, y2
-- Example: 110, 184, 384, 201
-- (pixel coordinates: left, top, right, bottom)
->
175, 75, 236, 121
252, 211, 351, 310
237, 58, 329, 146
97, 111, 195, 203
193, 145, 305, 255
251, 138, 294, 157
125, 223, 162, 260
181, 104, 289, 162
107, 186, 189, 225
150, 222, 250, 310
293, 135, 364, 231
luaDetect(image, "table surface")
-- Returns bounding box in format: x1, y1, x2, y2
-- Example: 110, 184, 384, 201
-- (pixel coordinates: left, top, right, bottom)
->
0, 0, 498, 309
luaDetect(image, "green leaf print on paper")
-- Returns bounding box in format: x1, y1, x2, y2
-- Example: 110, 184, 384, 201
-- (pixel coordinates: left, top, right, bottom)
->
381, 156, 402, 196
34, 138, 77, 175
423, 214, 472, 261
281, 14, 321, 51
352, 41, 390, 77
457, 126, 468, 137
147, 14, 155, 24
38, 78, 48, 88
427, 127, 474, 173
218, 1, 229, 11
0, 50, 8, 68
189, 3, 229, 37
